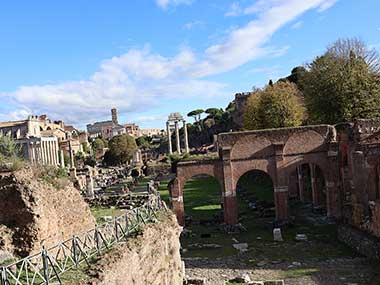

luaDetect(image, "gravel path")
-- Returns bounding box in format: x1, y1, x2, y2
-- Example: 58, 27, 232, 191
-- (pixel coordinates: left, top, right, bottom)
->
184, 255, 378, 285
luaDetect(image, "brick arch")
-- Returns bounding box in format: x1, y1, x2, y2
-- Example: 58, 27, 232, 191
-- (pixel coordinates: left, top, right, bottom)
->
231, 134, 272, 160
232, 160, 276, 190
282, 156, 328, 180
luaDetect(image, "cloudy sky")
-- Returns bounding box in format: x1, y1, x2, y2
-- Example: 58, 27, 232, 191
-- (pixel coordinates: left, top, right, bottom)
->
0, 0, 379, 129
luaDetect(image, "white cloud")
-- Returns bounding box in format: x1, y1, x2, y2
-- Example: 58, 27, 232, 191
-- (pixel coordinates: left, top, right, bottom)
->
292, 20, 303, 29
156, 0, 193, 9
225, 2, 243, 17
183, 20, 203, 30
2, 0, 339, 126
317, 0, 338, 12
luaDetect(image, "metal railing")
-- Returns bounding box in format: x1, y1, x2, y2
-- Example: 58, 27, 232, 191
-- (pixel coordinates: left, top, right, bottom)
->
0, 193, 164, 285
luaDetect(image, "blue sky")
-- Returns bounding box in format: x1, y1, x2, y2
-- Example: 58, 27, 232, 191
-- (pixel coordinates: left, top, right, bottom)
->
0, 0, 379, 129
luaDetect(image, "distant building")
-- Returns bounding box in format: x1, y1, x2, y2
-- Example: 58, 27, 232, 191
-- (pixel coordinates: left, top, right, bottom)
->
0, 115, 88, 166
87, 109, 126, 139
0, 115, 63, 166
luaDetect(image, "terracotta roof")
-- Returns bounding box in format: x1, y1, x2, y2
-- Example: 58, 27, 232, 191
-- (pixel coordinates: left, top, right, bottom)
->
64, 125, 77, 132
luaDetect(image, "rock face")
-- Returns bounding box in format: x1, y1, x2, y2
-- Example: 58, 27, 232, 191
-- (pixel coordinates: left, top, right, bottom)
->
0, 167, 96, 257
88, 213, 183, 285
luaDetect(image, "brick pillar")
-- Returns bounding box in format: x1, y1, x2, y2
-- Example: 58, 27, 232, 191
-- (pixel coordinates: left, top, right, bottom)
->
326, 146, 341, 218
221, 147, 237, 225
297, 165, 305, 202
274, 186, 289, 221
273, 143, 288, 223
352, 151, 369, 216
170, 178, 185, 225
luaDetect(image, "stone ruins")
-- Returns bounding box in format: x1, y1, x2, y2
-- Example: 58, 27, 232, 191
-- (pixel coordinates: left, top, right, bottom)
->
166, 112, 189, 154
169, 119, 380, 256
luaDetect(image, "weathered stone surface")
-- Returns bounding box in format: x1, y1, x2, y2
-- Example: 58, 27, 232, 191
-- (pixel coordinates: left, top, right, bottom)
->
87, 213, 183, 285
0, 166, 95, 257
273, 228, 283, 242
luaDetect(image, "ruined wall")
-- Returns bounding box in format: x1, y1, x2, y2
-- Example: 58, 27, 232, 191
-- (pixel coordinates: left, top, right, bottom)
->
87, 213, 183, 285
0, 166, 96, 257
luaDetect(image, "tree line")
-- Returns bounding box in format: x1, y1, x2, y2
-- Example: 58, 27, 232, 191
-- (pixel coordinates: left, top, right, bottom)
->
244, 38, 380, 130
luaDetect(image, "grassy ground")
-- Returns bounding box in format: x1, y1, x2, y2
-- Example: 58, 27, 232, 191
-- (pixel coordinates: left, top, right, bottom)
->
157, 174, 362, 270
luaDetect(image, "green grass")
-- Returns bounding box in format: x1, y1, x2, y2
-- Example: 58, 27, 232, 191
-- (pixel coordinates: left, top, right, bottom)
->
90, 206, 124, 223
158, 180, 170, 204
157, 174, 358, 261
183, 176, 222, 220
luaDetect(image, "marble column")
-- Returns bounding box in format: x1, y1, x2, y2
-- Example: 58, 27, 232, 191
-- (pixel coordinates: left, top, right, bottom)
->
54, 141, 59, 166
166, 121, 173, 154
183, 120, 189, 153
60, 150, 65, 168
175, 121, 181, 154
30, 143, 35, 164
48, 141, 52, 165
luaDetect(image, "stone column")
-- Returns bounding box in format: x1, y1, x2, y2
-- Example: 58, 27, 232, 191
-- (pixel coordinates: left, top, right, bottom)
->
297, 165, 305, 202
36, 142, 42, 164
175, 121, 181, 154
310, 163, 320, 207
55, 141, 60, 166
30, 143, 35, 164
86, 169, 95, 198
51, 141, 56, 166
69, 141, 75, 168
60, 150, 65, 168
166, 122, 173, 154
40, 140, 46, 164
183, 120, 189, 153
47, 141, 52, 165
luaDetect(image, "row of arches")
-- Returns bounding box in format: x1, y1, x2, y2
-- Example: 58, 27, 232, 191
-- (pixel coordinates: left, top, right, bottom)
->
178, 162, 327, 226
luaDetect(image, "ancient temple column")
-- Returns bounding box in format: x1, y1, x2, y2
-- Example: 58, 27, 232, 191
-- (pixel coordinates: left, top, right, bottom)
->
48, 141, 53, 165
51, 141, 55, 165
35, 142, 41, 164
30, 143, 36, 164
55, 141, 59, 166
175, 121, 181, 154
60, 150, 65, 168
166, 122, 173, 154
183, 120, 189, 154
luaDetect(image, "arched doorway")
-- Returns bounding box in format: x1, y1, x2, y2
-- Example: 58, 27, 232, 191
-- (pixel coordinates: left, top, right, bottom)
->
236, 170, 275, 228
288, 163, 327, 216
183, 174, 223, 225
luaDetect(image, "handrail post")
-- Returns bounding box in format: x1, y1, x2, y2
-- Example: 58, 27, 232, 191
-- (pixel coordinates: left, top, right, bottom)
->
42, 247, 49, 284
72, 236, 78, 267
95, 227, 101, 253
114, 219, 119, 241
